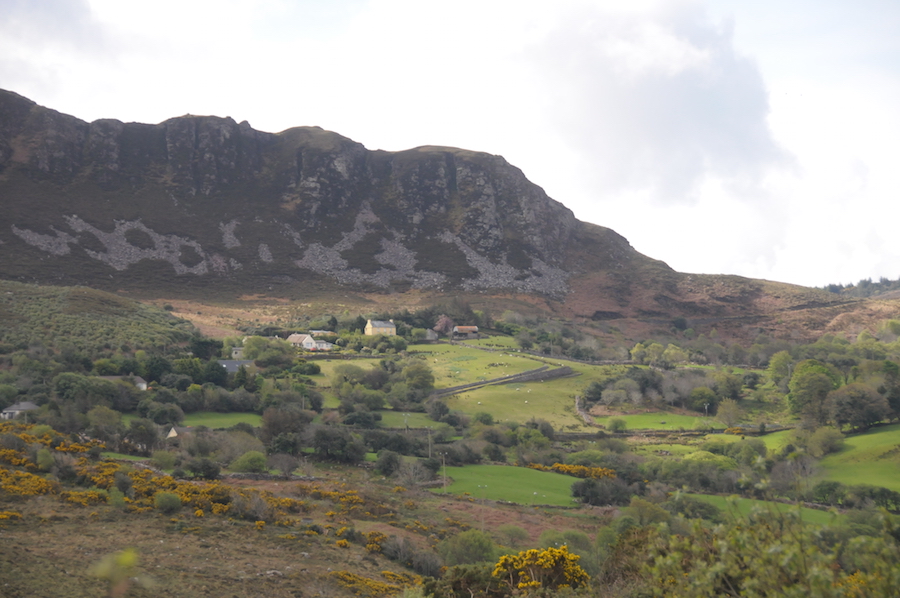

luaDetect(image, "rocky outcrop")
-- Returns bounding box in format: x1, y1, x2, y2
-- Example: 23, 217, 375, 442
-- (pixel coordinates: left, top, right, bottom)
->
0, 88, 649, 297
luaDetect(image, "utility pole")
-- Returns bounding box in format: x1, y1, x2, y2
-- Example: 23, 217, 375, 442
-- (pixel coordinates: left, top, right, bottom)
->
478, 484, 488, 532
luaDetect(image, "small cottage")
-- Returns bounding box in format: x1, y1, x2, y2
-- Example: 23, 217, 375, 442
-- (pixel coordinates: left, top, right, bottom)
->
1, 401, 39, 421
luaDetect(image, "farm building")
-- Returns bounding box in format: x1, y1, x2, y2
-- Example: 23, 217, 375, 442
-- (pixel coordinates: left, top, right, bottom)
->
452, 326, 480, 339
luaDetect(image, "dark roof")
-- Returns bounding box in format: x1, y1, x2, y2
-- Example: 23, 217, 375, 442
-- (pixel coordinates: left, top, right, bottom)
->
2, 401, 39, 413
217, 360, 255, 373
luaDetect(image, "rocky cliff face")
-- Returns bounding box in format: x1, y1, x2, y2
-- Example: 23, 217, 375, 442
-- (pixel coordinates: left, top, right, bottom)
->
0, 89, 650, 298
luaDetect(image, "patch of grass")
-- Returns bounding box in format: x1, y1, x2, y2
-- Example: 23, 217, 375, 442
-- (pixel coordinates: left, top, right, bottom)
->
431, 464, 577, 506
378, 411, 434, 429
181, 411, 262, 429
101, 452, 147, 461
631, 442, 698, 457
592, 412, 722, 431
0, 280, 196, 356
818, 424, 900, 491
688, 493, 837, 526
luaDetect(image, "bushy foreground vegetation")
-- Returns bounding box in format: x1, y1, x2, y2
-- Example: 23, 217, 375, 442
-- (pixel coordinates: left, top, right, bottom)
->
3, 420, 900, 597
5, 283, 900, 595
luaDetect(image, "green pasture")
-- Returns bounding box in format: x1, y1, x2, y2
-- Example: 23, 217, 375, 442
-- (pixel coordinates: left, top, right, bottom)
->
460, 336, 520, 350
758, 429, 795, 453
697, 429, 794, 454
431, 464, 578, 506
181, 411, 262, 429
818, 424, 900, 491
688, 494, 836, 526
378, 410, 435, 429
446, 381, 588, 431
631, 442, 698, 457
592, 412, 723, 432
422, 344, 548, 387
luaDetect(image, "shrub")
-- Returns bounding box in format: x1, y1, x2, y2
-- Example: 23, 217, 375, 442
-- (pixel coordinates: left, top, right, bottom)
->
186, 457, 220, 480
608, 418, 627, 433
151, 450, 177, 470
154, 491, 182, 514
375, 450, 402, 476
493, 526, 526, 549
230, 450, 267, 473
437, 529, 497, 566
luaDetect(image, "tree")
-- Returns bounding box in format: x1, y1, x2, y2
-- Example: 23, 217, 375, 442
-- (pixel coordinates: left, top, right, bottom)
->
716, 398, 743, 427
711, 371, 742, 400
311, 427, 365, 464
375, 450, 402, 476
644, 507, 900, 597
662, 344, 688, 366
267, 453, 299, 479
259, 406, 314, 445
805, 427, 844, 457
571, 477, 633, 506
433, 314, 455, 336
630, 343, 647, 364
201, 358, 228, 387
826, 383, 889, 431
882, 360, 900, 419
87, 405, 125, 447
126, 418, 158, 454
608, 418, 627, 433
230, 450, 267, 473
767, 350, 793, 387
688, 386, 718, 414
437, 530, 498, 566
186, 457, 220, 480
788, 370, 836, 424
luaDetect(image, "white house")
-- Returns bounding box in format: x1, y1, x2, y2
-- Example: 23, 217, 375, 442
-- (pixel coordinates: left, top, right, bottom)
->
1, 401, 39, 420
288, 333, 333, 351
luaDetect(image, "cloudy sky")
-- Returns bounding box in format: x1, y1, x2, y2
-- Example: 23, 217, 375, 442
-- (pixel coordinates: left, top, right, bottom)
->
2, 0, 898, 288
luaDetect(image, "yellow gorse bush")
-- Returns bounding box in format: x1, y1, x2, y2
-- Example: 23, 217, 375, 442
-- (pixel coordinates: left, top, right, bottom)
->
0, 468, 56, 496
492, 545, 590, 591
527, 462, 616, 479
328, 570, 400, 597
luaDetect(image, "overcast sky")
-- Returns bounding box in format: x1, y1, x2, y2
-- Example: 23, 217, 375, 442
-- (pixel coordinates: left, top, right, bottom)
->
2, 0, 898, 288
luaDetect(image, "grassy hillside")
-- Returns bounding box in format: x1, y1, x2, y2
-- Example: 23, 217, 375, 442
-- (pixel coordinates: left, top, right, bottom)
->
0, 280, 197, 355
818, 424, 900, 491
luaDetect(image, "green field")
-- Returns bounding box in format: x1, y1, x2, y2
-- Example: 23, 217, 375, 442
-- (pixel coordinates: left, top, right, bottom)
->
431, 464, 578, 506
459, 336, 520, 350
181, 411, 262, 428
592, 412, 723, 431
818, 424, 900, 491
689, 493, 836, 526
378, 410, 435, 429
421, 344, 551, 388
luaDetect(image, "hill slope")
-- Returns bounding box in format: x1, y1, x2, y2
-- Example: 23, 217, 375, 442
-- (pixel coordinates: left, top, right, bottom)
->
0, 89, 872, 342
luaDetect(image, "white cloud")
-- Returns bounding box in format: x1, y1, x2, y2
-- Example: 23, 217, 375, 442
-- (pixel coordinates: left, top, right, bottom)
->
528, 2, 788, 205
0, 0, 898, 288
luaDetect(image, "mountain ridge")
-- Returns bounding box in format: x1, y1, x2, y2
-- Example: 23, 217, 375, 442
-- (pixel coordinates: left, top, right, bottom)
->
0, 88, 868, 343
